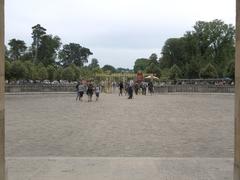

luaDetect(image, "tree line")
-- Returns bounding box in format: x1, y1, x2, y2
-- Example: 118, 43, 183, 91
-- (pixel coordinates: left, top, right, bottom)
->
134, 19, 235, 80
5, 24, 131, 82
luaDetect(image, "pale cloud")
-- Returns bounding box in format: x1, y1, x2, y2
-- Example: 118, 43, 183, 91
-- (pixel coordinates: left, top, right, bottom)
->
5, 0, 235, 68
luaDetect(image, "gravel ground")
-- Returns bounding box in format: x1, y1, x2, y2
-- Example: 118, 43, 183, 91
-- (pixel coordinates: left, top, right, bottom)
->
5, 93, 234, 157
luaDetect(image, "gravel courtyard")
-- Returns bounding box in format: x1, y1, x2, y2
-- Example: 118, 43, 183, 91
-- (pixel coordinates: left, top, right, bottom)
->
5, 93, 234, 157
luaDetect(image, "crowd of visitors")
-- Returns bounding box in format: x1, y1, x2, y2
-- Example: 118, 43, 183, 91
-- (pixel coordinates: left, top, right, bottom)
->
76, 81, 101, 102
75, 80, 155, 102
118, 80, 154, 99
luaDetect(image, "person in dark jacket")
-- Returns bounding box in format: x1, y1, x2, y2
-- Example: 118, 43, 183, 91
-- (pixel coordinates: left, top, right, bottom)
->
119, 81, 124, 96
87, 83, 94, 102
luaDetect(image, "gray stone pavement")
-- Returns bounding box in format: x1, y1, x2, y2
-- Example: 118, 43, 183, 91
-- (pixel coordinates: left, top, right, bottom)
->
5, 93, 234, 157
5, 93, 235, 179
6, 157, 233, 180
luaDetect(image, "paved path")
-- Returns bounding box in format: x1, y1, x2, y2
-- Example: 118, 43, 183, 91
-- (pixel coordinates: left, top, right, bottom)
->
5, 93, 234, 179
6, 93, 234, 157
7, 157, 233, 180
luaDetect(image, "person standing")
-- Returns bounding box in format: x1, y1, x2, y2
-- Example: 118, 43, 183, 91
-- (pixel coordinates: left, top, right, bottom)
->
124, 82, 129, 96
134, 83, 139, 95
75, 82, 80, 101
95, 84, 101, 101
128, 80, 134, 99
148, 81, 154, 95
78, 81, 85, 101
141, 82, 147, 95
87, 82, 94, 102
119, 81, 124, 96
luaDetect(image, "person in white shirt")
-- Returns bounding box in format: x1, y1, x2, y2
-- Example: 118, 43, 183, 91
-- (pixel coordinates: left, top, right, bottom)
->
95, 85, 101, 101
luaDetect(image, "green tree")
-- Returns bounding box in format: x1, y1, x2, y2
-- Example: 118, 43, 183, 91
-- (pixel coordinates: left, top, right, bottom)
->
116, 67, 132, 73
133, 58, 149, 73
88, 58, 100, 69
149, 53, 158, 63
225, 60, 235, 80
160, 38, 186, 70
38, 66, 48, 81
159, 19, 235, 78
37, 35, 61, 66
190, 20, 235, 76
200, 63, 218, 78
23, 61, 35, 80
145, 62, 161, 77
59, 43, 92, 67
10, 61, 27, 80
32, 24, 47, 63
185, 59, 200, 78
62, 67, 75, 81
169, 64, 182, 80
69, 64, 80, 80
8, 39, 27, 60
5, 60, 11, 80
5, 45, 10, 60
79, 66, 92, 79
47, 65, 56, 82
31, 66, 39, 81
55, 67, 63, 81
102, 65, 116, 73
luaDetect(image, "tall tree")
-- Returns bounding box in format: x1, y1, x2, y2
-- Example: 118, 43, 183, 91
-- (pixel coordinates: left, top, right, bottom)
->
225, 60, 235, 80
160, 19, 235, 78
8, 39, 27, 60
169, 64, 182, 80
191, 19, 235, 75
37, 35, 61, 66
47, 65, 56, 82
160, 38, 186, 69
5, 60, 11, 80
133, 58, 149, 73
149, 53, 158, 63
200, 63, 218, 78
31, 24, 47, 63
62, 67, 75, 82
38, 66, 48, 81
102, 65, 116, 73
59, 43, 92, 67
88, 58, 100, 69
10, 61, 27, 80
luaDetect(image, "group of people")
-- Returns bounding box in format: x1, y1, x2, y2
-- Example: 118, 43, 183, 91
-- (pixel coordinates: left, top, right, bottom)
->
76, 80, 155, 101
76, 81, 100, 102
118, 81, 154, 99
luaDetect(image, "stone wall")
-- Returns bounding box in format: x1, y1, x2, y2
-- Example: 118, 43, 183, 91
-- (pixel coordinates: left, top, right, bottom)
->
5, 84, 76, 93
154, 85, 234, 93
5, 84, 235, 93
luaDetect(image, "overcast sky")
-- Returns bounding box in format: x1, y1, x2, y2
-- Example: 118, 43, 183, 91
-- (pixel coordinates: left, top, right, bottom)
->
5, 0, 235, 68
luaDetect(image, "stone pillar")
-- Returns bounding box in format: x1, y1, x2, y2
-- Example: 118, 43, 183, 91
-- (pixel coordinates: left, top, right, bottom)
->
235, 0, 240, 179
0, 0, 5, 179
